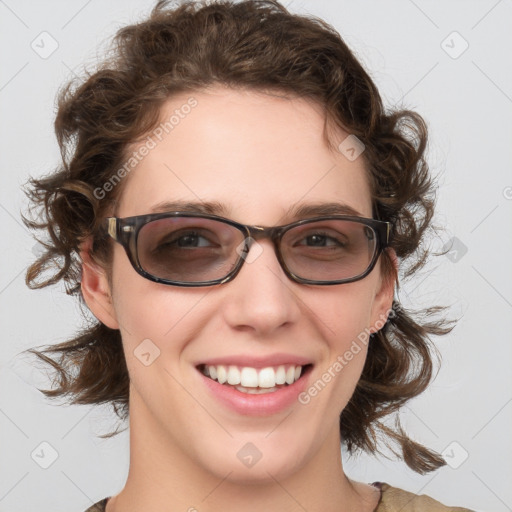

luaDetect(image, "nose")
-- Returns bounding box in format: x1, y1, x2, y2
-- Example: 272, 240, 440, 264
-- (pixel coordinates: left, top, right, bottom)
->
220, 238, 301, 335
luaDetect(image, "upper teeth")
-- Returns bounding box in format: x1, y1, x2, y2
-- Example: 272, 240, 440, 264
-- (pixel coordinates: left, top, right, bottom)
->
202, 365, 303, 388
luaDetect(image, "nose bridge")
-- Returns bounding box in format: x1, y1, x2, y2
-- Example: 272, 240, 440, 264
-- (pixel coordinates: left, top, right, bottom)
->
244, 224, 284, 270
246, 224, 278, 239
246, 224, 283, 247
224, 224, 300, 334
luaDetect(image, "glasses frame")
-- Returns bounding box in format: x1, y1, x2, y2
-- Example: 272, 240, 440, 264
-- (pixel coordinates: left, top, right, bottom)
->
105, 212, 391, 287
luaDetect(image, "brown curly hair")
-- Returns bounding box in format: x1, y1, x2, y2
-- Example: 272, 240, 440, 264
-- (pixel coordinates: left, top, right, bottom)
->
23, 0, 452, 474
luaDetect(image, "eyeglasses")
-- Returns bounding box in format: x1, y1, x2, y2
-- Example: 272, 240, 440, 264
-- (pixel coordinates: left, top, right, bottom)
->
105, 212, 391, 287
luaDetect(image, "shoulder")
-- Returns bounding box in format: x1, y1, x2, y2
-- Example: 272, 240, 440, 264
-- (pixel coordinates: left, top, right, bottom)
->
376, 483, 476, 512
83, 498, 108, 512
82, 487, 476, 512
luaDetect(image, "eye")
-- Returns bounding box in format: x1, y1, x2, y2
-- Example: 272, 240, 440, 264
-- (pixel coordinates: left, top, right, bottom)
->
300, 233, 344, 247
292, 226, 348, 248
155, 230, 218, 251
174, 232, 213, 248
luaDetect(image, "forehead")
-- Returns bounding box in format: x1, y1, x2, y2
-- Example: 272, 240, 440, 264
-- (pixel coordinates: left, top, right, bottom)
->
116, 86, 372, 223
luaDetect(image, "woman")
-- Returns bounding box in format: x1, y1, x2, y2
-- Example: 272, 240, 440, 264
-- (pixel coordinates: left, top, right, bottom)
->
24, 1, 475, 510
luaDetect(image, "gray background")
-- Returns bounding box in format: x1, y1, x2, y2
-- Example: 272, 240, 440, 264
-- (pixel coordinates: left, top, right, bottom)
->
0, 0, 511, 511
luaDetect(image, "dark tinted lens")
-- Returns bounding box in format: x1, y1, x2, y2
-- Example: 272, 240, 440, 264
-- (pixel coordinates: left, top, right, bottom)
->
281, 219, 378, 281
137, 217, 244, 282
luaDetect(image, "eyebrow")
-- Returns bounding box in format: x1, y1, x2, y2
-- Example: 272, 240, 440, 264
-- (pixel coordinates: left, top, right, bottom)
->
148, 200, 230, 216
147, 200, 365, 221
285, 202, 364, 219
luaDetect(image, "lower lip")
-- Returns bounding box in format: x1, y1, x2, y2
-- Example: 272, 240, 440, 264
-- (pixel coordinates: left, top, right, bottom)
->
198, 367, 312, 416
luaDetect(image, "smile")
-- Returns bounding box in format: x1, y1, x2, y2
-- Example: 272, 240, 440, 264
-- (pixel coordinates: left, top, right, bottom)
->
196, 363, 314, 408
195, 354, 313, 415
200, 364, 308, 394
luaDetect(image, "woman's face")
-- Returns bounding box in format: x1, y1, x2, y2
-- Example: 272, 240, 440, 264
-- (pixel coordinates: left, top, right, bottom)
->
84, 85, 394, 483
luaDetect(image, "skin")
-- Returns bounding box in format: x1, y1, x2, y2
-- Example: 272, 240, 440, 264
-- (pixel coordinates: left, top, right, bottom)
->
81, 85, 395, 512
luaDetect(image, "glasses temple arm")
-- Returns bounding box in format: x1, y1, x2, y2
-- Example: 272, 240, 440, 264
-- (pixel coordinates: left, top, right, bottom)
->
107, 217, 118, 240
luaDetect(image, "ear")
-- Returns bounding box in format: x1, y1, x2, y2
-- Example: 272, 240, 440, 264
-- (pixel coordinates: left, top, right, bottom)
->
79, 238, 120, 330
369, 248, 397, 334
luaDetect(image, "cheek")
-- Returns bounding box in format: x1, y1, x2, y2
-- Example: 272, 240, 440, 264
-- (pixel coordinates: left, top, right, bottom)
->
310, 281, 377, 349
109, 248, 208, 370
301, 282, 377, 407
109, 272, 211, 424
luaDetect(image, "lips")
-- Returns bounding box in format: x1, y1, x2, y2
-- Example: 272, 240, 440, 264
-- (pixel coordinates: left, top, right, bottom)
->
195, 353, 313, 390
195, 356, 313, 415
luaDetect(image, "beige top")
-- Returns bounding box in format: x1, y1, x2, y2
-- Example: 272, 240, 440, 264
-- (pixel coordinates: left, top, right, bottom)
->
375, 483, 475, 511
83, 482, 476, 511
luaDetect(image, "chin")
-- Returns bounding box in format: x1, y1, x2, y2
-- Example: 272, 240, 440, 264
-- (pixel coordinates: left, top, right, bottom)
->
193, 433, 310, 485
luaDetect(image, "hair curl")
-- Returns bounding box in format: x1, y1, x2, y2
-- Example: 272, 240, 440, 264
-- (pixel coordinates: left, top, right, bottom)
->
24, 0, 452, 474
